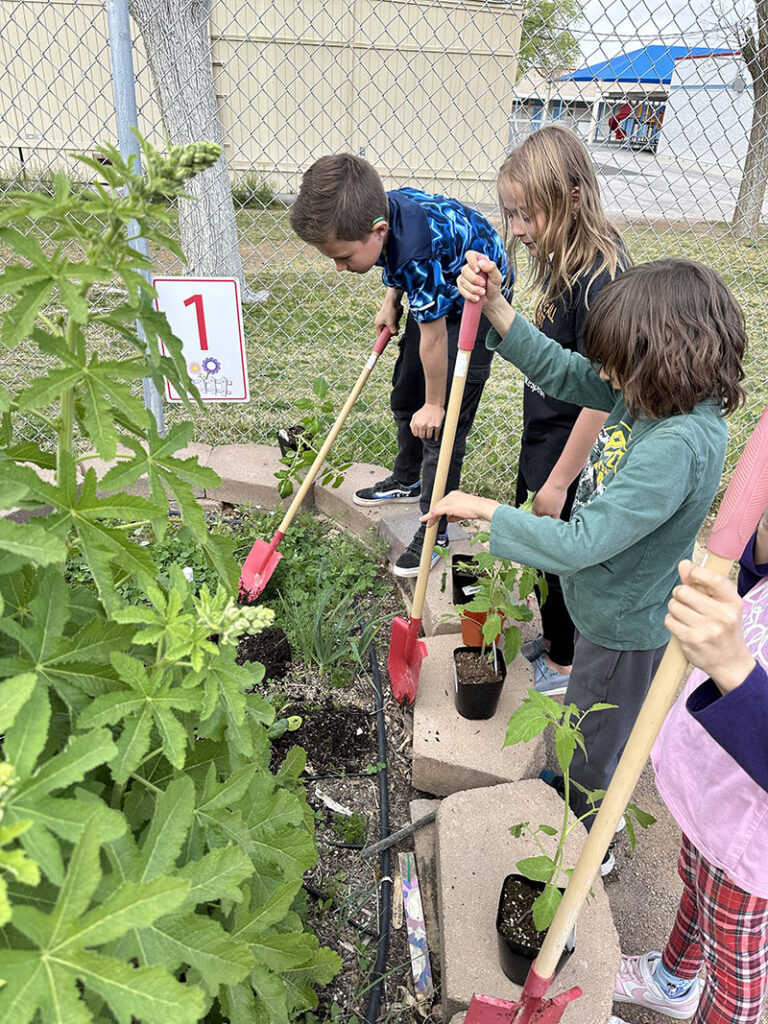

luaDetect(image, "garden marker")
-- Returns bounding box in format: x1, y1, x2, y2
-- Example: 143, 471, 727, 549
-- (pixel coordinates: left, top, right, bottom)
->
239, 328, 392, 600
482, 404, 768, 1024
388, 281, 485, 703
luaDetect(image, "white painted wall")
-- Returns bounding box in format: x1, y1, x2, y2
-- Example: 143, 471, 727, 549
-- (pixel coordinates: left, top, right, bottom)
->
656, 54, 753, 171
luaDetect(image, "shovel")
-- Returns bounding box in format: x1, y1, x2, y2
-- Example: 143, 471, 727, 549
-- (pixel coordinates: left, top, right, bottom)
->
388, 284, 485, 703
239, 327, 392, 601
467, 403, 768, 1023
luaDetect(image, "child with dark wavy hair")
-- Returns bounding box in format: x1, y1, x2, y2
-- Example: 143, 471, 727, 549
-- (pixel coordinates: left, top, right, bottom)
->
422, 256, 747, 873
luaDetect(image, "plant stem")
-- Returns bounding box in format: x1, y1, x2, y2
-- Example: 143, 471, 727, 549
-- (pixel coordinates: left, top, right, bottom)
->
57, 315, 77, 479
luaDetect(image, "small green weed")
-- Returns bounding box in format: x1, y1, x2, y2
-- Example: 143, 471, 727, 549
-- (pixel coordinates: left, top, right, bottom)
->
331, 811, 368, 845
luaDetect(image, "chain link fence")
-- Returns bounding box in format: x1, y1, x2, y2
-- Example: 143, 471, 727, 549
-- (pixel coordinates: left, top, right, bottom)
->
1, 0, 767, 498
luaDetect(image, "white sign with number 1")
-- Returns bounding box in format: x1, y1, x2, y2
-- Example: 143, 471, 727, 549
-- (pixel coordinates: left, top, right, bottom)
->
153, 277, 249, 402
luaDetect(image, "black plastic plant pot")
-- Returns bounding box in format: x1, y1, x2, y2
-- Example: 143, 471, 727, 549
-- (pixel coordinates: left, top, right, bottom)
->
495, 873, 575, 986
451, 554, 482, 607
452, 646, 506, 720
277, 424, 312, 458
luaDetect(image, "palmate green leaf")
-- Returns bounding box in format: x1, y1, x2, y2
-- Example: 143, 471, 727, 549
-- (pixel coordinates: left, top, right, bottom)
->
0, 817, 201, 1024
0, 673, 36, 732
176, 845, 253, 906
4, 684, 50, 778
0, 517, 65, 566
139, 910, 254, 995
281, 945, 342, 1014
137, 777, 194, 882
1, 278, 55, 349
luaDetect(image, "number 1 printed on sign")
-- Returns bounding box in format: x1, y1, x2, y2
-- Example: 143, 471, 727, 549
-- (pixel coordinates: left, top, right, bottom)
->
183, 293, 208, 350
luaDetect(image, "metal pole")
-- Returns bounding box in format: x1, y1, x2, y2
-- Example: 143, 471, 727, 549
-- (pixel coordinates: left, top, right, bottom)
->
106, 0, 165, 436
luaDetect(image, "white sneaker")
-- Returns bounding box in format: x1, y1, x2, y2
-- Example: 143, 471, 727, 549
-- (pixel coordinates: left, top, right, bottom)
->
614, 951, 702, 1019
608, 1018, 629, 1024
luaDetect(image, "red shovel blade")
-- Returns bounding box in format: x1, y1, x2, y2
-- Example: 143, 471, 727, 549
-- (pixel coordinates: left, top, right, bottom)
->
464, 971, 582, 1023
238, 532, 284, 602
388, 614, 427, 704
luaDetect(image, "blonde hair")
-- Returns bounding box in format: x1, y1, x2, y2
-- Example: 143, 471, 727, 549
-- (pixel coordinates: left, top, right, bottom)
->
499, 125, 626, 306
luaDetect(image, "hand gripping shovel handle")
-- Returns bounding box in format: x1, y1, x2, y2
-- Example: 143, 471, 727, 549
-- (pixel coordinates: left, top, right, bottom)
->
274, 327, 391, 536
529, 405, 768, 987
408, 286, 485, 623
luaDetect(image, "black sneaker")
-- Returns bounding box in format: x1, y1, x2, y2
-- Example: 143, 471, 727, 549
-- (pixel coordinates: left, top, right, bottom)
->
353, 474, 421, 507
392, 531, 449, 578
601, 842, 616, 877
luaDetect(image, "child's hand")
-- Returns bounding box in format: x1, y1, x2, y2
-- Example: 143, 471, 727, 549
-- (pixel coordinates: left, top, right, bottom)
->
457, 251, 503, 306
375, 290, 403, 335
532, 480, 568, 520
420, 490, 500, 529
666, 560, 755, 694
410, 403, 445, 440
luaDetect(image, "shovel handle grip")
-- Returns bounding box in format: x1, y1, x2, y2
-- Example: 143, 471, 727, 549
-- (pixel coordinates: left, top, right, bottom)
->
458, 281, 485, 351
708, 405, 768, 558
373, 327, 392, 356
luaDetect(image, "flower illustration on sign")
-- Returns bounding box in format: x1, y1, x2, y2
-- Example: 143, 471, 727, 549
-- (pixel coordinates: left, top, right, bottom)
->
202, 356, 221, 376
188, 360, 202, 375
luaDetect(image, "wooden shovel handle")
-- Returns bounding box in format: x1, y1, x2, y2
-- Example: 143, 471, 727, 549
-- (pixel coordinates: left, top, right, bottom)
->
410, 290, 484, 621
535, 404, 768, 979
276, 329, 391, 535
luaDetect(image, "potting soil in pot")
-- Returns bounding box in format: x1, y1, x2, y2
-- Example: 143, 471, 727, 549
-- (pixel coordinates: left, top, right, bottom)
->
454, 648, 503, 685
497, 874, 548, 950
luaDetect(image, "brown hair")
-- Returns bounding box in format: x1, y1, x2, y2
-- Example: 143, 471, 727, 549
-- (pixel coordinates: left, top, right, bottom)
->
290, 153, 388, 244
499, 125, 626, 305
584, 259, 747, 419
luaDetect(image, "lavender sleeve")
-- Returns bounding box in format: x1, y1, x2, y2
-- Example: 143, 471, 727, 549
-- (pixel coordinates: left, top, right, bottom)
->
684, 528, 768, 793
737, 528, 768, 596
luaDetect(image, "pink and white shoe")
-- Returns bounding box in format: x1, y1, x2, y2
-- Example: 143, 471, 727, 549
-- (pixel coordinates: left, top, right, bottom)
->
614, 951, 702, 1019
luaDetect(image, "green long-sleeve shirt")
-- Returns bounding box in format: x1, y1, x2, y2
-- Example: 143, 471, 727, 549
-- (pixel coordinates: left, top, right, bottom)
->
486, 314, 728, 650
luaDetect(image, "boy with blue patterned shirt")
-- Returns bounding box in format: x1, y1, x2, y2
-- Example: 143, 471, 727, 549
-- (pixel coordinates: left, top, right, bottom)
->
290, 154, 508, 576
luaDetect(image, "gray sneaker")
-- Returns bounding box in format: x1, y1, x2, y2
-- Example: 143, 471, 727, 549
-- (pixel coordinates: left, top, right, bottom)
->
521, 634, 547, 663
353, 473, 421, 506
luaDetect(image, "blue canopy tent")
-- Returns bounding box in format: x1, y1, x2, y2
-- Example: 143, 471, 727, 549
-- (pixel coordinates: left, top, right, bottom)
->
562, 45, 734, 149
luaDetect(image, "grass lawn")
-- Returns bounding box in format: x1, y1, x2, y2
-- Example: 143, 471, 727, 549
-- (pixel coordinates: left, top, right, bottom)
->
2, 200, 768, 499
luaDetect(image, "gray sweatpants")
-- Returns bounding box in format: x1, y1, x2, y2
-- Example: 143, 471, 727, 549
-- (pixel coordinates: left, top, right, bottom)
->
565, 632, 666, 829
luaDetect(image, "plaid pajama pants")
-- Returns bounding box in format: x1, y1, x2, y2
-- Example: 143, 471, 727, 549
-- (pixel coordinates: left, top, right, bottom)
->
662, 834, 768, 1024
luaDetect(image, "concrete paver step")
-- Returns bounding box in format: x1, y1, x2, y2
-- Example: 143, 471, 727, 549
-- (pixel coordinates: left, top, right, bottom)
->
412, 634, 543, 796
436, 780, 619, 1022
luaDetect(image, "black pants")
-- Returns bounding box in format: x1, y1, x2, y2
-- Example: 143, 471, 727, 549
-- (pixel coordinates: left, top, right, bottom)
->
515, 467, 578, 667
391, 311, 490, 535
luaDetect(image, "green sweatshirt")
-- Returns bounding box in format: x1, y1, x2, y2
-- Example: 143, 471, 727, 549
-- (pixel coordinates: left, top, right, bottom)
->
486, 314, 728, 650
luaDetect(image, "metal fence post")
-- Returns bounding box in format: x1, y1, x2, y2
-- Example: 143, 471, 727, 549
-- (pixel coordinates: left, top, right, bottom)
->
106, 0, 165, 437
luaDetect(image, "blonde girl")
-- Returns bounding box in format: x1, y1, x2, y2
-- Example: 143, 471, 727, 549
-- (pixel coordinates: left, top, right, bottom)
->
500, 125, 629, 698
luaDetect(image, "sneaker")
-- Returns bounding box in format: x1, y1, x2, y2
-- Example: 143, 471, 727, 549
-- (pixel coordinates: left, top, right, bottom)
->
614, 952, 703, 1019
539, 770, 626, 834
532, 654, 570, 696
601, 842, 616, 876
521, 633, 548, 663
609, 1017, 629, 1023
392, 531, 449, 578
353, 474, 421, 506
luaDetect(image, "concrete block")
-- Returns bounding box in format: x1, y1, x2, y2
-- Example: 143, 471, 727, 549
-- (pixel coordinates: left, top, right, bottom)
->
436, 780, 619, 1022
409, 799, 441, 965
313, 461, 388, 542
207, 444, 313, 510
412, 634, 542, 797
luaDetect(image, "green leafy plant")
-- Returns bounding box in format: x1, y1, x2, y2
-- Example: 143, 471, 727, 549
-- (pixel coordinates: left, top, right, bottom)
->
274, 376, 352, 498
231, 170, 277, 209
503, 690, 655, 931
278, 578, 387, 687
330, 811, 368, 846
444, 532, 547, 662
0, 138, 340, 1021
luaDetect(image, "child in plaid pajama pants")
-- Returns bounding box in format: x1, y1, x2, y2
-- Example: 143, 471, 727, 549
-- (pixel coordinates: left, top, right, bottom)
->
612, 512, 768, 1024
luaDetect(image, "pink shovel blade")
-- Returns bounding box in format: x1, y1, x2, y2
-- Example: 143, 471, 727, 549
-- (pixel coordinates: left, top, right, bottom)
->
388, 614, 427, 704
238, 536, 283, 601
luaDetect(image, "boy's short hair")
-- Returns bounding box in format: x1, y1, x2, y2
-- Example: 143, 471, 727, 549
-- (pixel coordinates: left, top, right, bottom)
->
290, 154, 388, 244
584, 258, 747, 419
